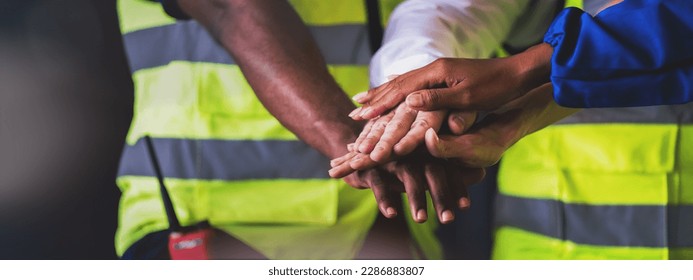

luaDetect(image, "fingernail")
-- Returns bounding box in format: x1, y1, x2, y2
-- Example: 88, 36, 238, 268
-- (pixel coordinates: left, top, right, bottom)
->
359, 108, 373, 118
453, 114, 466, 128
407, 94, 423, 107
386, 207, 398, 218
416, 209, 428, 222
441, 210, 454, 224
352, 92, 368, 103
347, 143, 355, 152
429, 128, 445, 153
427, 128, 439, 143
458, 197, 471, 209
393, 143, 402, 154
348, 107, 361, 118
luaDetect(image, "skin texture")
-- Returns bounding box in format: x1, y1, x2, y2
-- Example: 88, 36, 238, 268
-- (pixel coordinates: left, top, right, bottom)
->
329, 109, 476, 176
178, 0, 478, 222
351, 43, 553, 120
331, 0, 620, 220
331, 84, 578, 175
333, 0, 625, 173
425, 84, 579, 166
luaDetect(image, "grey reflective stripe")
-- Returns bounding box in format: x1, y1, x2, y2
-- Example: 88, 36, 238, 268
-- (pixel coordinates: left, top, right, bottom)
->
555, 104, 693, 125
495, 194, 693, 248
117, 138, 331, 180
123, 21, 370, 73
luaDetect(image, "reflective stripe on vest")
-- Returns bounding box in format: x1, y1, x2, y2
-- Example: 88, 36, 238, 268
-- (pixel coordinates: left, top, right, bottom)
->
115, 0, 404, 259
123, 23, 371, 73
564, 0, 584, 9
495, 107, 693, 259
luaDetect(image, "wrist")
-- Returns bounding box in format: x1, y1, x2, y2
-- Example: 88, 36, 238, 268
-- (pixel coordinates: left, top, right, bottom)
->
509, 43, 553, 94
314, 119, 363, 159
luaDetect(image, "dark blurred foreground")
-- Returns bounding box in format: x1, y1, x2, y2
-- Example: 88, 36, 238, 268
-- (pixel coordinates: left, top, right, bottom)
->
0, 0, 133, 259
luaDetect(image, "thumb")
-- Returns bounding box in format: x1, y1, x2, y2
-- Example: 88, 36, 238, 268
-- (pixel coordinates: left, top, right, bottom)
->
448, 111, 477, 135
406, 86, 468, 111
425, 127, 468, 159
425, 128, 452, 158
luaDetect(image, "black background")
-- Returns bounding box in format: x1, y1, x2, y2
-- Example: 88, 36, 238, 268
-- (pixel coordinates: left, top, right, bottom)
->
0, 0, 133, 259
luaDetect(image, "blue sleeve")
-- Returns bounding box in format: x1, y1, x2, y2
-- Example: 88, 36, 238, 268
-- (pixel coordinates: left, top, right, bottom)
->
543, 0, 693, 108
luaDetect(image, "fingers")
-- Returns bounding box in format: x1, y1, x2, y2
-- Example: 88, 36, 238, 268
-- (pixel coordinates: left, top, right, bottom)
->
461, 167, 486, 187
406, 87, 469, 112
330, 151, 354, 168
448, 168, 471, 210
351, 65, 442, 120
445, 164, 470, 210
424, 162, 455, 224
348, 152, 380, 171
357, 112, 394, 153
393, 110, 446, 156
395, 163, 428, 223
354, 83, 409, 120
425, 128, 503, 168
370, 103, 418, 163
446, 164, 486, 210
353, 118, 377, 152
328, 152, 358, 178
447, 111, 477, 135
351, 91, 368, 104
342, 173, 369, 190
425, 128, 456, 159
363, 169, 400, 219
353, 103, 391, 121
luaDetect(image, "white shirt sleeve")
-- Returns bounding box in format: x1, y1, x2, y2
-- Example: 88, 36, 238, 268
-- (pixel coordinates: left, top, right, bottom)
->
370, 0, 530, 87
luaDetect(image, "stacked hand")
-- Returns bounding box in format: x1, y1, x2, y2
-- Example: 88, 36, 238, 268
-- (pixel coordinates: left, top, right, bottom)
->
330, 46, 577, 224
330, 102, 482, 223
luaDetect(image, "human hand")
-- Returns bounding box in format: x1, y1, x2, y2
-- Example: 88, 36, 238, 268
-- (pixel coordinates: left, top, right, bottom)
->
424, 83, 579, 167
350, 43, 552, 120
335, 149, 485, 224
330, 107, 476, 178
340, 168, 404, 219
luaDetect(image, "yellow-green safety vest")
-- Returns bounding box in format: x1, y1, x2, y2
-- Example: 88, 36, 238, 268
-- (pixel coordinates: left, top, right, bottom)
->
114, 0, 447, 260
493, 0, 693, 260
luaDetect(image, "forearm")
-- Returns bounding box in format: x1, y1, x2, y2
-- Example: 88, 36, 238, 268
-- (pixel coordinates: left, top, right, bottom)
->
506, 43, 553, 98
179, 0, 360, 158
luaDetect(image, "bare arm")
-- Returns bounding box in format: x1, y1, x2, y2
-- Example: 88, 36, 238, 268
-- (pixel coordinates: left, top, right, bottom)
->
178, 0, 476, 221
179, 0, 360, 159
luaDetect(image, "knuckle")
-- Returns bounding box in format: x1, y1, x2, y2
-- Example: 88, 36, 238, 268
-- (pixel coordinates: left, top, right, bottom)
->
424, 89, 442, 105
367, 87, 378, 96
364, 135, 378, 143
459, 89, 473, 107
412, 119, 431, 129
432, 58, 450, 71
374, 121, 388, 130
389, 78, 405, 93
391, 120, 409, 131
